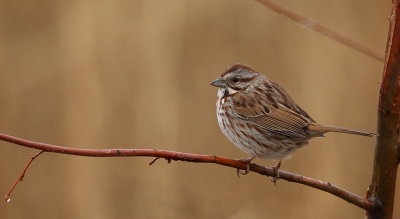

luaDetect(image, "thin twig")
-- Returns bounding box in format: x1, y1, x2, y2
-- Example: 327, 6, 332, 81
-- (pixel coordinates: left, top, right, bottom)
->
148, 157, 161, 165
4, 150, 44, 202
0, 133, 377, 211
255, 0, 385, 62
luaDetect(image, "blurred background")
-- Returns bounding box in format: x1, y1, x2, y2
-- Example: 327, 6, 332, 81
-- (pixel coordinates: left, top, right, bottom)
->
0, 0, 395, 218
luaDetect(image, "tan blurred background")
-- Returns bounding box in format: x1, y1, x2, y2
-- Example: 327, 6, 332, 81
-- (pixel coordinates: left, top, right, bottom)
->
0, 0, 395, 218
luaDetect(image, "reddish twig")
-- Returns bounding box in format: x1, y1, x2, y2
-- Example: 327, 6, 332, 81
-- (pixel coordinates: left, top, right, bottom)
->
4, 150, 44, 202
255, 0, 385, 62
0, 133, 377, 211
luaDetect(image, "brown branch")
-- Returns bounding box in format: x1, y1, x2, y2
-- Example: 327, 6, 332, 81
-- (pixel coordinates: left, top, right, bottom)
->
254, 0, 385, 62
4, 150, 44, 202
367, 1, 400, 218
0, 133, 377, 211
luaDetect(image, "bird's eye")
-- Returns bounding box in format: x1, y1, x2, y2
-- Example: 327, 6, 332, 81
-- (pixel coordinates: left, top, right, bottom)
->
232, 77, 240, 83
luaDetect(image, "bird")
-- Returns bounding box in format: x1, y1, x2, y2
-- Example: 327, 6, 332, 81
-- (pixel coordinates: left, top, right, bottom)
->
210, 63, 375, 182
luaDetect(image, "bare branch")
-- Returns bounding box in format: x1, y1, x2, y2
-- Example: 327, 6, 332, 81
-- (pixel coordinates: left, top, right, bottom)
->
255, 0, 385, 62
0, 133, 377, 211
367, 1, 400, 218
4, 150, 44, 202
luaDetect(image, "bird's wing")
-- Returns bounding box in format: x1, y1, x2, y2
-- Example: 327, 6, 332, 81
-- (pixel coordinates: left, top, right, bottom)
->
233, 102, 311, 140
268, 81, 316, 123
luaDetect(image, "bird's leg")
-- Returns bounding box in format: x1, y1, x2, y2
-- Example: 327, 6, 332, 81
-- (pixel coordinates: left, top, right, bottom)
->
236, 155, 256, 177
271, 160, 282, 184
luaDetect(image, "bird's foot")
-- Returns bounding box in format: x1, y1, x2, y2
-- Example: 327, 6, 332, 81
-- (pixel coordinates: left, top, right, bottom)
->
271, 160, 281, 185
236, 156, 256, 177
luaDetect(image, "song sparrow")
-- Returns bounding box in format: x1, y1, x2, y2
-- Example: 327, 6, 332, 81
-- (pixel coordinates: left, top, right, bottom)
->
210, 63, 375, 181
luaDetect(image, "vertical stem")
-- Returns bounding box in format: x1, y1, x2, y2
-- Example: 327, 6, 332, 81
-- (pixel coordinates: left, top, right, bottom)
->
368, 1, 400, 218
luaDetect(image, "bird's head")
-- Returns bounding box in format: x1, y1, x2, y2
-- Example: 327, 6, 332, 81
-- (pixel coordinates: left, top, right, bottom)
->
210, 63, 260, 98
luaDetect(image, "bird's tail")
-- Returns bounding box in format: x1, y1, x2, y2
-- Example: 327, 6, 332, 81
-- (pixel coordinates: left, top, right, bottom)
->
307, 123, 376, 137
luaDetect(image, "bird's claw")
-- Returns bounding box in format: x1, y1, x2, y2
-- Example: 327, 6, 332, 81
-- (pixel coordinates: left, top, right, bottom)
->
236, 156, 256, 177
271, 160, 281, 185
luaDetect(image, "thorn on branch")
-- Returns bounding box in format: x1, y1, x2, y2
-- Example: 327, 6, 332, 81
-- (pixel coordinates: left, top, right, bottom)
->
4, 150, 44, 202
148, 157, 160, 165
148, 157, 173, 166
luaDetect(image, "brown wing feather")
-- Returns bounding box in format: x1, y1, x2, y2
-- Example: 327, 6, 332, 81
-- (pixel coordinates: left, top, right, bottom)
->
269, 81, 316, 123
233, 101, 311, 140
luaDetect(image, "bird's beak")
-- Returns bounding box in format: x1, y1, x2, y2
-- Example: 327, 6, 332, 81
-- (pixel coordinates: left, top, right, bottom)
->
210, 77, 227, 88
